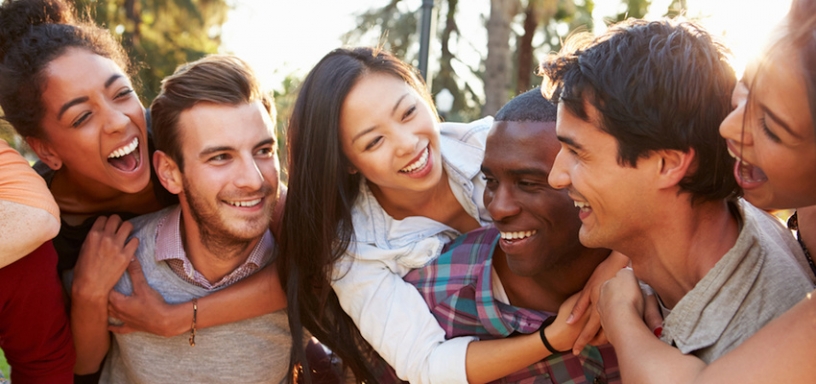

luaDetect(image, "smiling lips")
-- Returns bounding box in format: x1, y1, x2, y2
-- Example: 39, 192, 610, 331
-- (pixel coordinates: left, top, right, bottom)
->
500, 230, 537, 241
227, 198, 263, 208
107, 137, 141, 172
400, 146, 430, 173
574, 201, 590, 211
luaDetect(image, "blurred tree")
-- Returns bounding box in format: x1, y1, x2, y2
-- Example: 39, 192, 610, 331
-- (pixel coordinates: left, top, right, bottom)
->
483, 0, 519, 116
344, 0, 646, 120
0, 112, 18, 149
75, 0, 229, 103
272, 73, 301, 183
343, 0, 417, 60
613, 0, 650, 21
344, 0, 484, 122
516, 0, 594, 94
665, 0, 687, 17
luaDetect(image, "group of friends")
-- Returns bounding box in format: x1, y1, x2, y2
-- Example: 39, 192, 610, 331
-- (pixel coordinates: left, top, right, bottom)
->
1, 0, 815, 383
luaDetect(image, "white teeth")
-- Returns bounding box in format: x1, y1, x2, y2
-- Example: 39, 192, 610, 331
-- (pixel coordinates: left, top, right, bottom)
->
500, 230, 536, 240
400, 147, 429, 173
728, 148, 751, 166
228, 198, 262, 207
574, 201, 590, 210
108, 137, 139, 159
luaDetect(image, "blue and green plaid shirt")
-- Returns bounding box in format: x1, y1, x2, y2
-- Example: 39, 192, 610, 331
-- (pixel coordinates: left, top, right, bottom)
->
404, 226, 619, 384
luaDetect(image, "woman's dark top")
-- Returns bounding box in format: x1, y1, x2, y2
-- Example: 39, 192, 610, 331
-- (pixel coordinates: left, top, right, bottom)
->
35, 135, 177, 275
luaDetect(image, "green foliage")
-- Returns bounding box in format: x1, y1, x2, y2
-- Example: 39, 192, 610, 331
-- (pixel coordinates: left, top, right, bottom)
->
0, 348, 8, 380
343, 0, 608, 120
0, 115, 16, 148
526, 0, 595, 90
614, 0, 650, 22
342, 0, 418, 61
272, 73, 302, 183
74, 0, 229, 103
665, 0, 687, 17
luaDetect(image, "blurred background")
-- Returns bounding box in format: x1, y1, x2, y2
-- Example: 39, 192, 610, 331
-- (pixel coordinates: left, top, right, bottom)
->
0, 0, 793, 157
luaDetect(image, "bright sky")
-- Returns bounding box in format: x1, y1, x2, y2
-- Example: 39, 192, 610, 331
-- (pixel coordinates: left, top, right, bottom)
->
221, 0, 793, 92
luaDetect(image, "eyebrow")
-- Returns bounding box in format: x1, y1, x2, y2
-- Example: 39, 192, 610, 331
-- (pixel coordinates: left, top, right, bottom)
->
556, 135, 583, 150
507, 168, 550, 178
350, 93, 410, 144
481, 165, 549, 177
199, 138, 277, 158
57, 74, 124, 120
199, 145, 234, 159
255, 137, 276, 149
760, 103, 801, 139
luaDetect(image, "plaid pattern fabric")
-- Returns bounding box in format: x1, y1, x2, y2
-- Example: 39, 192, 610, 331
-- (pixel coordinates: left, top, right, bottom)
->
404, 226, 620, 384
154, 206, 272, 290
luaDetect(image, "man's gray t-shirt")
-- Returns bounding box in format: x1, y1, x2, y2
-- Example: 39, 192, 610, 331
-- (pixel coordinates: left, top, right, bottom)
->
100, 207, 291, 384
661, 199, 814, 363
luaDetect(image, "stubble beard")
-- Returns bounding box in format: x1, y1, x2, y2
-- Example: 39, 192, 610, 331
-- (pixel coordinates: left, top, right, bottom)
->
182, 177, 274, 261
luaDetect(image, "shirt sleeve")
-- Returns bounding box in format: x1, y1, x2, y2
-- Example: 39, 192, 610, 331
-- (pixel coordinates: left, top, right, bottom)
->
0, 241, 76, 382
332, 248, 475, 384
0, 140, 59, 219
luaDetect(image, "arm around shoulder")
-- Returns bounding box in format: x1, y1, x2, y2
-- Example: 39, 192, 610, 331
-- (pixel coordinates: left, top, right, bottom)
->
0, 200, 60, 268
331, 252, 579, 384
108, 256, 287, 336
0, 141, 60, 267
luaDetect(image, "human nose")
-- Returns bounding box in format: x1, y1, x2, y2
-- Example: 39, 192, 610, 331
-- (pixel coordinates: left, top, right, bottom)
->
486, 183, 520, 222
234, 155, 265, 191
103, 105, 129, 135
548, 149, 571, 190
394, 127, 420, 157
719, 83, 753, 147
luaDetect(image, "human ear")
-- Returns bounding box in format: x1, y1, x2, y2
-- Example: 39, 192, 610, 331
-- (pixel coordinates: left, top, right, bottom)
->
154, 151, 183, 195
654, 148, 695, 189
26, 136, 63, 170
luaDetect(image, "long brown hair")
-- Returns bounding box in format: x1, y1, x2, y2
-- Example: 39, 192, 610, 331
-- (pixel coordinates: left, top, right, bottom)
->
783, 0, 816, 134
280, 47, 433, 383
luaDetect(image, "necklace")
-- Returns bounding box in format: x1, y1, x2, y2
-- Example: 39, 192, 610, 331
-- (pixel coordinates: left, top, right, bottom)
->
787, 211, 816, 278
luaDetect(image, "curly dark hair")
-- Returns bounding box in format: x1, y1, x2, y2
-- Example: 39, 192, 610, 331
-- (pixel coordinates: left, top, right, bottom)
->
0, 0, 130, 138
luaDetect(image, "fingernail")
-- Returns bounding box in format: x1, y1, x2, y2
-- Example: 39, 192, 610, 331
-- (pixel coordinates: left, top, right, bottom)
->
566, 314, 574, 324
653, 326, 663, 338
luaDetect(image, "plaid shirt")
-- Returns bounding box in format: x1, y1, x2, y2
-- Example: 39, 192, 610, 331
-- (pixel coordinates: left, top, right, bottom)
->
404, 226, 620, 384
155, 206, 272, 290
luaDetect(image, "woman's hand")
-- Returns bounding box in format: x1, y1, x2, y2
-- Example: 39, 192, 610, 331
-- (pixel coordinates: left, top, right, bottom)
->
108, 258, 188, 337
597, 268, 645, 346
543, 293, 591, 353
72, 215, 138, 302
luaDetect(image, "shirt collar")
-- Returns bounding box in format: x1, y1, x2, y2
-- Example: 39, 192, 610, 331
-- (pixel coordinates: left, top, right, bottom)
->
475, 227, 552, 336
154, 205, 273, 289
661, 199, 758, 352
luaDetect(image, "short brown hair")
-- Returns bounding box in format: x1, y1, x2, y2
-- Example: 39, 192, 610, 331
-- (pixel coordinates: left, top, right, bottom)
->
150, 54, 274, 170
